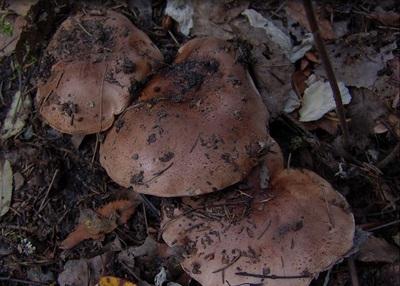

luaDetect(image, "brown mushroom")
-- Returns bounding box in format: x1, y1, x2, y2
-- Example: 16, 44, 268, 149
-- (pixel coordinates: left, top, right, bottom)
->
36, 10, 163, 134
161, 162, 355, 286
100, 37, 269, 196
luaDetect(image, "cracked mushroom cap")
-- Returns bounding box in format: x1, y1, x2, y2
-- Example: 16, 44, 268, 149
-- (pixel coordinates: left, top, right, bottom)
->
36, 10, 163, 134
100, 37, 269, 196
161, 164, 355, 286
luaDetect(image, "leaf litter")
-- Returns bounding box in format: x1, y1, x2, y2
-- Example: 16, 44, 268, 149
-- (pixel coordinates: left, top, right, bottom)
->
0, 159, 12, 217
1, 1, 399, 285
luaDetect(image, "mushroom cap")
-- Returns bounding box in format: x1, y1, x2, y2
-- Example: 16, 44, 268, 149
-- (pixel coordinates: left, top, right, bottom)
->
36, 10, 163, 134
100, 37, 269, 196
161, 165, 355, 286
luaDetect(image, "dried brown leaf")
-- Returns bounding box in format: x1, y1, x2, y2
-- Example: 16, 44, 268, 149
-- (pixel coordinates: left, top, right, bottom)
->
60, 198, 140, 249
369, 10, 400, 27
286, 0, 336, 40
357, 236, 400, 263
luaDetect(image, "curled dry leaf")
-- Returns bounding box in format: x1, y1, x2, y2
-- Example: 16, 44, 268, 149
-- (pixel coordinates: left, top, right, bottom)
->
161, 160, 355, 286
1, 91, 32, 140
60, 198, 141, 249
0, 14, 26, 58
285, 0, 336, 40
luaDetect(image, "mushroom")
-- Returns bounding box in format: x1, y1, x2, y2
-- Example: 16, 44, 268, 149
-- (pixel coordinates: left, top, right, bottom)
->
36, 10, 163, 134
161, 160, 355, 286
100, 37, 269, 196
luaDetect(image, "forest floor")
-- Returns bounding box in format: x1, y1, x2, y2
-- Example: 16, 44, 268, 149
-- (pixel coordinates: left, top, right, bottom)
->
0, 0, 399, 286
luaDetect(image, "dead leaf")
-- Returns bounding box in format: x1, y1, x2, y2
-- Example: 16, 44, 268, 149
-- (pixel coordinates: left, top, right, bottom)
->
155, 267, 182, 286
0, 15, 26, 58
369, 10, 400, 27
393, 233, 400, 247
165, 0, 253, 44
242, 9, 292, 57
1, 91, 32, 140
98, 276, 136, 286
377, 262, 400, 285
58, 259, 89, 286
387, 55, 400, 86
299, 74, 351, 122
303, 116, 339, 135
70, 134, 85, 149
285, 0, 336, 40
292, 69, 309, 96
0, 160, 13, 217
357, 236, 400, 263
5, 0, 39, 16
283, 90, 300, 113
13, 172, 25, 191
60, 198, 141, 249
165, 0, 194, 36
316, 40, 395, 88
58, 252, 113, 286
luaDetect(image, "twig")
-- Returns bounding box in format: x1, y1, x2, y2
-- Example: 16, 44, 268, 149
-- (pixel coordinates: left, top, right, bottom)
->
235, 272, 311, 279
142, 203, 149, 235
167, 30, 180, 47
257, 219, 272, 240
303, 0, 350, 148
213, 254, 242, 273
37, 169, 59, 214
323, 267, 332, 286
76, 21, 93, 37
377, 143, 400, 169
347, 257, 360, 286
366, 219, 400, 232
0, 276, 49, 285
139, 194, 160, 219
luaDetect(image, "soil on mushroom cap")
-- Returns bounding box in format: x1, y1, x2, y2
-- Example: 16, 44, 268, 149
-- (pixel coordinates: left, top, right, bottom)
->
154, 59, 220, 103
51, 18, 116, 61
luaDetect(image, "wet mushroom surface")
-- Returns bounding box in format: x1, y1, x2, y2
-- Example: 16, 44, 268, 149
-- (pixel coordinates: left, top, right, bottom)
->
36, 9, 163, 134
100, 37, 269, 197
161, 160, 355, 286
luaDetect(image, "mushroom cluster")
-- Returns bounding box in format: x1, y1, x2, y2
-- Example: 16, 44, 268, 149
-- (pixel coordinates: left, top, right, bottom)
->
100, 37, 355, 285
36, 11, 355, 285
36, 10, 163, 134
100, 37, 269, 196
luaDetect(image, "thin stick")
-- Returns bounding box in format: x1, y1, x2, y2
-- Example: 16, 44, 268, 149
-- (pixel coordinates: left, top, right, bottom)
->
303, 0, 350, 147
377, 143, 400, 169
0, 276, 49, 285
235, 272, 311, 279
37, 169, 59, 214
347, 257, 360, 286
367, 219, 400, 232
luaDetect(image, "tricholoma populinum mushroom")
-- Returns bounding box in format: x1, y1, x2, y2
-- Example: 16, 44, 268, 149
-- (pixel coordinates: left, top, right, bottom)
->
161, 151, 355, 286
36, 10, 163, 134
100, 37, 269, 197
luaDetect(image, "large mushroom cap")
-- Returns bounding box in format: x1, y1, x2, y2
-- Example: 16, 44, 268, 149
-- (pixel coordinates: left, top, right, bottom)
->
161, 164, 355, 286
36, 10, 163, 134
100, 37, 269, 196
